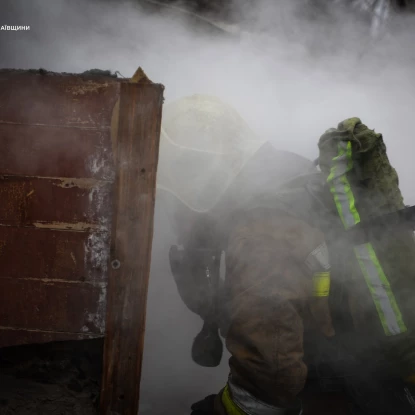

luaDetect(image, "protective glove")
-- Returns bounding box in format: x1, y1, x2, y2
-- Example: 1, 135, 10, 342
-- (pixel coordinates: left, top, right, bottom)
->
191, 321, 223, 367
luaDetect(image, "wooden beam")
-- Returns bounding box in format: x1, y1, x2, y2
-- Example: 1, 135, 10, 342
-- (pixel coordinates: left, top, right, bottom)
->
100, 80, 164, 415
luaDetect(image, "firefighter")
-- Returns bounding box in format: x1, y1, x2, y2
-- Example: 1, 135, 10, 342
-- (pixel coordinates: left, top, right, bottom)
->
164, 98, 415, 414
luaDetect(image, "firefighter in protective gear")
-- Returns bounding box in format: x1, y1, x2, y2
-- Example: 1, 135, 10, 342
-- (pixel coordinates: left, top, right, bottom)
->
164, 97, 415, 414
163, 95, 338, 414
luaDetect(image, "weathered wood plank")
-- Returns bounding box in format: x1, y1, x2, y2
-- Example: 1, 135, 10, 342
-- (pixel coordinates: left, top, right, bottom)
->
0, 71, 122, 128
0, 227, 110, 283
0, 279, 106, 334
0, 176, 112, 228
100, 81, 163, 415
0, 328, 101, 349
0, 124, 114, 180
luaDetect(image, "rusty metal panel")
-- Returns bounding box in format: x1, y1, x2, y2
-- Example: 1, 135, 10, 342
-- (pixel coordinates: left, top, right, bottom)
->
0, 279, 106, 335
0, 227, 109, 283
0, 70, 119, 348
0, 176, 112, 228
0, 124, 114, 180
0, 70, 122, 128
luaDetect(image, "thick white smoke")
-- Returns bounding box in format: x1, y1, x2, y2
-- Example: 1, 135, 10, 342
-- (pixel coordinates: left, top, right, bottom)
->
2, 0, 415, 201
2, 0, 415, 413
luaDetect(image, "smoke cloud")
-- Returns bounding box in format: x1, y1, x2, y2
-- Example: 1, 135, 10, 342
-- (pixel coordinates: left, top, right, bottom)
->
2, 0, 415, 413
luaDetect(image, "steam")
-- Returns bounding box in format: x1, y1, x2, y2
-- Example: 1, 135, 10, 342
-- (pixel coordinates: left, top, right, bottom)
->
2, 0, 415, 202
2, 0, 415, 413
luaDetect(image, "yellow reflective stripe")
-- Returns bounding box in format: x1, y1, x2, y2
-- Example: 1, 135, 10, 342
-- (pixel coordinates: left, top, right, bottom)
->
327, 142, 360, 229
354, 243, 407, 336
313, 272, 330, 297
327, 140, 406, 336
329, 179, 347, 228
344, 141, 361, 225
341, 174, 360, 225
222, 385, 246, 415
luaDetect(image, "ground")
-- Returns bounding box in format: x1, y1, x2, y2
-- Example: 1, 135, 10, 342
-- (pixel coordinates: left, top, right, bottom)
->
0, 339, 102, 415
